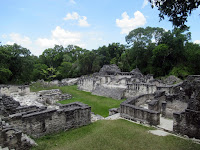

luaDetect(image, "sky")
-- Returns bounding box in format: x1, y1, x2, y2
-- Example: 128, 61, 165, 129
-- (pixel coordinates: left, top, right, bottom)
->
1, 0, 200, 56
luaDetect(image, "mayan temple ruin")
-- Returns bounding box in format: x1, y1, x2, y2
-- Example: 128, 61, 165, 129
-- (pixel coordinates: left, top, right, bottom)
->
0, 85, 91, 149
78, 64, 200, 139
1, 64, 200, 149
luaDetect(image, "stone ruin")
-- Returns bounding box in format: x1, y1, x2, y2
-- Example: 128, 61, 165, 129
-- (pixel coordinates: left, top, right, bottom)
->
36, 89, 72, 106
78, 64, 200, 139
34, 77, 79, 87
78, 64, 181, 100
0, 85, 30, 97
173, 75, 200, 139
0, 94, 37, 150
0, 84, 91, 149
0, 85, 72, 109
1, 64, 200, 149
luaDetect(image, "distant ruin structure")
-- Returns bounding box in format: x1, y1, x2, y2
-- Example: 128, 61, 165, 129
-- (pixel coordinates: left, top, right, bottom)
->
78, 64, 182, 100
0, 85, 30, 96
78, 64, 200, 139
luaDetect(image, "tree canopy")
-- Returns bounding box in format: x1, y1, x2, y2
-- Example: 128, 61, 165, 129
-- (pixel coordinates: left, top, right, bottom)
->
149, 0, 200, 28
0, 26, 200, 84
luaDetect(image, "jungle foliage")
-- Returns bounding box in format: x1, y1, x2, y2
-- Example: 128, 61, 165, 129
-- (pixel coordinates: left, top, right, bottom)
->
1, 27, 200, 84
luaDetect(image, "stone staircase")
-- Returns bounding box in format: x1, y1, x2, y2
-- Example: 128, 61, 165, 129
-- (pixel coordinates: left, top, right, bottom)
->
92, 85, 125, 100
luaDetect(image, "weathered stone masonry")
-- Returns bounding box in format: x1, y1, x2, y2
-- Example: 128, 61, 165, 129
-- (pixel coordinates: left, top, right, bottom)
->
7, 102, 91, 138
120, 94, 161, 125
78, 64, 183, 100
0, 94, 91, 149
173, 75, 200, 139
0, 119, 24, 150
0, 85, 30, 96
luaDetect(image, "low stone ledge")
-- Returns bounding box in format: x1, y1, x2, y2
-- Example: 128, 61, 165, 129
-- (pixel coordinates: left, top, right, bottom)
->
22, 108, 57, 118
109, 108, 119, 116
120, 105, 160, 125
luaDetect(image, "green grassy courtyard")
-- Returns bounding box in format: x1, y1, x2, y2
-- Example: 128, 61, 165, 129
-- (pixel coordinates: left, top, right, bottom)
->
32, 119, 200, 150
31, 84, 123, 117
30, 84, 200, 150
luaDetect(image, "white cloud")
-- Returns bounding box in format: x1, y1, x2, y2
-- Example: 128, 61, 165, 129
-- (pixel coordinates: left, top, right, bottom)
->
63, 12, 90, 27
116, 11, 147, 34
36, 26, 83, 49
78, 16, 90, 27
194, 40, 200, 44
2, 26, 90, 56
142, 0, 148, 8
69, 0, 76, 4
64, 12, 79, 20
1, 34, 7, 39
6, 33, 32, 48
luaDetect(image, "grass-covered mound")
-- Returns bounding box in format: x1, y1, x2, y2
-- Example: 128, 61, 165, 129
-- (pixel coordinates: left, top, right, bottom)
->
32, 119, 200, 150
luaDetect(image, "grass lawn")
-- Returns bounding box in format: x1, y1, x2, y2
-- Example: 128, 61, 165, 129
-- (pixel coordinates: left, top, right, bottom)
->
30, 84, 123, 117
32, 119, 200, 150
30, 84, 200, 150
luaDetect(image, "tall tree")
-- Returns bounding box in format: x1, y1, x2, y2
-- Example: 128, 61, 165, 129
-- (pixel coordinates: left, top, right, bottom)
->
4, 43, 34, 83
126, 26, 165, 46
149, 0, 200, 28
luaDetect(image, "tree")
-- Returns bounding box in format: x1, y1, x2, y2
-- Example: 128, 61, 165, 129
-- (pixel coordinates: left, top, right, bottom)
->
97, 43, 126, 66
0, 68, 12, 84
57, 62, 72, 78
42, 67, 60, 81
185, 42, 200, 75
126, 26, 165, 46
151, 44, 172, 76
0, 45, 12, 83
4, 43, 34, 83
118, 52, 130, 72
149, 0, 200, 28
32, 64, 48, 81
158, 27, 191, 65
39, 45, 64, 68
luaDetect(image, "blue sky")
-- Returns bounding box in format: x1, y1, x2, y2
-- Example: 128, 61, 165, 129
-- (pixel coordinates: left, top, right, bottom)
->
1, 0, 200, 56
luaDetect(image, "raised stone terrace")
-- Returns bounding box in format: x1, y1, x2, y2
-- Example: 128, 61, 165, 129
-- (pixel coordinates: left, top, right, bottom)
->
0, 92, 91, 149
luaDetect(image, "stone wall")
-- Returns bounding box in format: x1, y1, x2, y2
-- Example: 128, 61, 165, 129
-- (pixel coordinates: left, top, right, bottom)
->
120, 103, 160, 125
0, 85, 30, 96
0, 94, 20, 117
173, 109, 200, 139
78, 76, 98, 92
7, 102, 91, 138
37, 89, 72, 105
173, 75, 200, 139
92, 84, 126, 100
0, 118, 37, 150
109, 108, 119, 116
0, 94, 91, 148
60, 78, 79, 86
124, 83, 157, 98
0, 119, 23, 150
33, 78, 79, 87
164, 96, 188, 119
120, 94, 160, 125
